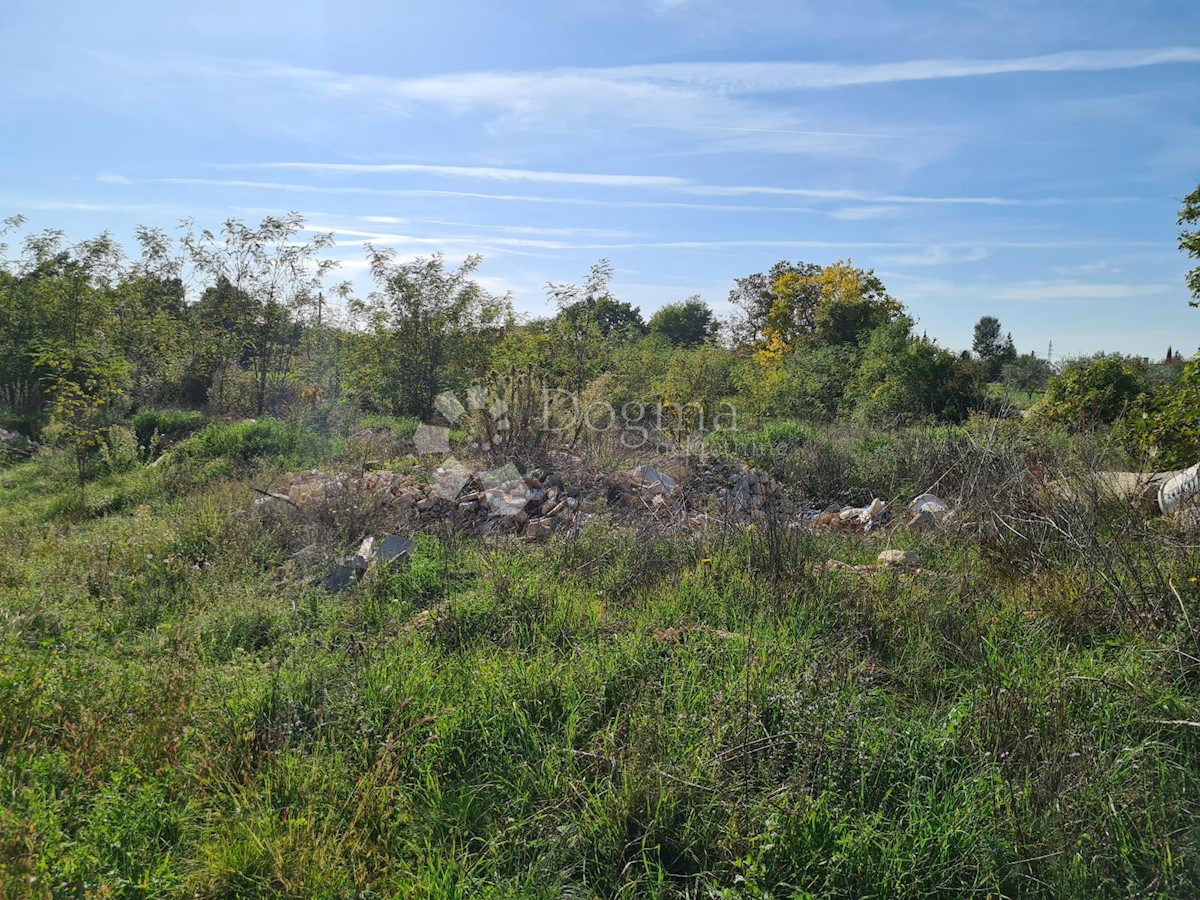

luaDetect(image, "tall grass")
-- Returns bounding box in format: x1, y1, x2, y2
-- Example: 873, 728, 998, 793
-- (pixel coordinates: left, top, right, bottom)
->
1, 421, 1199, 896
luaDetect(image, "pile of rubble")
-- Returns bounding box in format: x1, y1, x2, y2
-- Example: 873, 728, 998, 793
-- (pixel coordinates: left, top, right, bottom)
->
256, 460, 963, 552
256, 463, 602, 543
802, 493, 955, 535
715, 464, 791, 518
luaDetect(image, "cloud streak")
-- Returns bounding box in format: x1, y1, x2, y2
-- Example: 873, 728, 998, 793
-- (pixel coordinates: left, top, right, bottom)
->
238, 162, 689, 188
215, 165, 1120, 208
177, 46, 1200, 118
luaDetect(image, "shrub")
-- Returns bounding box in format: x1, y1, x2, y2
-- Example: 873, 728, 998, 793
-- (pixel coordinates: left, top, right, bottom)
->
98, 424, 141, 475
1035, 355, 1149, 427
1117, 352, 1200, 468
178, 418, 329, 466
130, 409, 205, 454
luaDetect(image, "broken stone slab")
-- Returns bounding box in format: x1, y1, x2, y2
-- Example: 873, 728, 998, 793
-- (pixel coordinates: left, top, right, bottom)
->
909, 494, 949, 517
0, 427, 37, 454
906, 493, 952, 530
630, 465, 677, 496
1043, 471, 1174, 512
858, 498, 890, 532
320, 562, 358, 593
253, 492, 293, 514
373, 534, 415, 567
350, 536, 375, 572
525, 519, 551, 540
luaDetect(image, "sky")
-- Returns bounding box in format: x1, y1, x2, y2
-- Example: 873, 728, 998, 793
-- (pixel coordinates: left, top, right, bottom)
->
1, 0, 1198, 359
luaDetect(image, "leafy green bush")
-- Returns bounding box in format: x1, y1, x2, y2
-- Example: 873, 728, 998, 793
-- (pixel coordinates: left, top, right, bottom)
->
1034, 355, 1149, 427
130, 408, 205, 451
849, 318, 985, 424
178, 418, 330, 466
1117, 352, 1200, 467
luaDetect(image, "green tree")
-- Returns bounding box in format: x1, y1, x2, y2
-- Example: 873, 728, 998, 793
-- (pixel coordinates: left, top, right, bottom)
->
561, 295, 645, 341
547, 260, 630, 392
181, 213, 337, 415
1000, 352, 1053, 394
111, 227, 188, 407
972, 315, 1002, 360
1180, 183, 1200, 307
972, 316, 1018, 380
739, 259, 901, 361
0, 224, 127, 427
728, 260, 821, 348
348, 252, 511, 419
648, 297, 718, 347
33, 344, 129, 485
849, 317, 984, 424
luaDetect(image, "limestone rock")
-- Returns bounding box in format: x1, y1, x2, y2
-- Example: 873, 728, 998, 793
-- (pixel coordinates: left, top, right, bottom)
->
877, 549, 920, 568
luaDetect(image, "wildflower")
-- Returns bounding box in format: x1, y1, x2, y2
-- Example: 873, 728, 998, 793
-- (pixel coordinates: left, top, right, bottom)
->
700, 557, 713, 566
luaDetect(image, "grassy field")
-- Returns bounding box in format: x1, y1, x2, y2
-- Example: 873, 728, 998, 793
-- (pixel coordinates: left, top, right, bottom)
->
2, 429, 1200, 898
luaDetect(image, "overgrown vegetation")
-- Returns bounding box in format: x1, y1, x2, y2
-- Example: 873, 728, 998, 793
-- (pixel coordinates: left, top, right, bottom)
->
1, 420, 1199, 896
0, 186, 1199, 896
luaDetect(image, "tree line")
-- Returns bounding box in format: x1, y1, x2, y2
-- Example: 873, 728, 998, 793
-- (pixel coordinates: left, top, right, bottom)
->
2, 181, 1199, 472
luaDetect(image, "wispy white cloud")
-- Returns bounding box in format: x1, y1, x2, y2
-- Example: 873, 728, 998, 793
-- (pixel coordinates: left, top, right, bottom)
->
829, 205, 904, 221
216, 164, 1117, 209
152, 176, 832, 214
238, 161, 689, 188
683, 184, 1069, 205
877, 245, 991, 266
96, 172, 132, 185
604, 47, 1200, 92
991, 280, 1174, 301
173, 46, 1200, 116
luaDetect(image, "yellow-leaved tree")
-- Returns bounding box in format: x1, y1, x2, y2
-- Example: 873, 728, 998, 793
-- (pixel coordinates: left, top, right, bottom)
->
751, 259, 903, 368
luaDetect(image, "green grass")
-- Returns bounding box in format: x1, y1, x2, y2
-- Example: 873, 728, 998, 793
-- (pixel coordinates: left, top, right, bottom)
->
1, 445, 1199, 897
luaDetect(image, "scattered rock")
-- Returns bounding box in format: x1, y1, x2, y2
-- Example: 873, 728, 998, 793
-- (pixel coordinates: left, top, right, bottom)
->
320, 562, 358, 593
859, 498, 890, 532
402, 601, 450, 633
253, 492, 293, 514
524, 519, 550, 540
373, 534, 415, 567
877, 549, 920, 568
350, 536, 375, 572
906, 493, 951, 530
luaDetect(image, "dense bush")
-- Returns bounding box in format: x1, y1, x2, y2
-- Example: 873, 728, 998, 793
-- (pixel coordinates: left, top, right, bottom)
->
177, 417, 329, 466
1117, 352, 1200, 467
1035, 355, 1149, 426
130, 408, 205, 452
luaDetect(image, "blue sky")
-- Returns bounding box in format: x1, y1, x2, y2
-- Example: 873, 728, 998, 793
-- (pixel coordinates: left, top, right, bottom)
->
2, 0, 1198, 358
